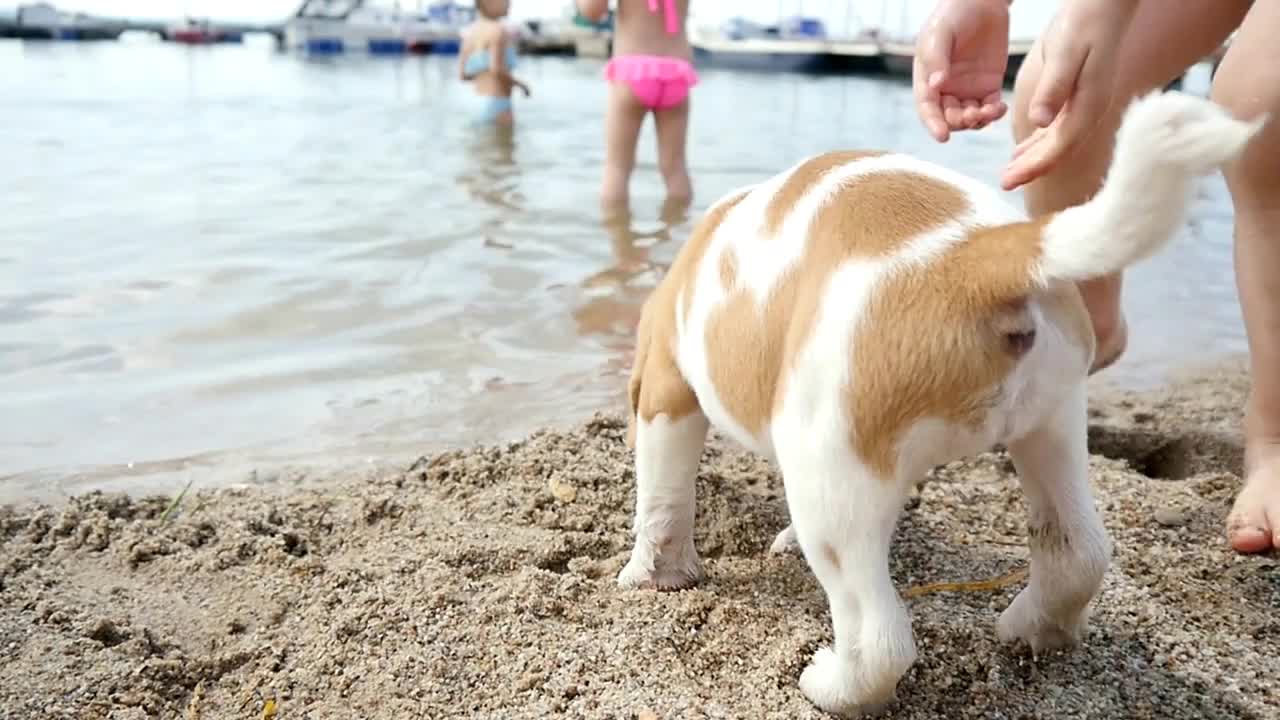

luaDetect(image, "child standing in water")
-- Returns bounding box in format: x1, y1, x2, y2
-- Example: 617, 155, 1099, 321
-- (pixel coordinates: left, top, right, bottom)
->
576, 0, 697, 209
458, 0, 530, 127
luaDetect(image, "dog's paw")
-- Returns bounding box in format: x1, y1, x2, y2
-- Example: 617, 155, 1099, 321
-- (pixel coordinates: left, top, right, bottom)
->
996, 587, 1088, 655
798, 647, 900, 718
616, 538, 703, 590
768, 524, 801, 555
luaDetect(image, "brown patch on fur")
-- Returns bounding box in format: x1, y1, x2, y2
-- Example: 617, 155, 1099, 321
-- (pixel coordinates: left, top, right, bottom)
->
850, 218, 1050, 477
763, 151, 888, 235
678, 191, 750, 326
821, 542, 841, 571
704, 158, 973, 437
626, 189, 751, 447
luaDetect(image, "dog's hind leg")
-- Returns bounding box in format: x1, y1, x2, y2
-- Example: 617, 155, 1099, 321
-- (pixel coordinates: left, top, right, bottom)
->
998, 382, 1112, 653
775, 430, 916, 717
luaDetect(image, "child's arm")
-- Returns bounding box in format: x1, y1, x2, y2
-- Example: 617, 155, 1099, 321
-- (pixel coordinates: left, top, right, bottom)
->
491, 31, 532, 96
457, 33, 472, 80
576, 0, 609, 23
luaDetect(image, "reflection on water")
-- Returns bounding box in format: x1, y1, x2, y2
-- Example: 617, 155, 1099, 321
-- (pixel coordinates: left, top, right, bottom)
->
574, 197, 689, 342
458, 122, 523, 221
0, 42, 1243, 502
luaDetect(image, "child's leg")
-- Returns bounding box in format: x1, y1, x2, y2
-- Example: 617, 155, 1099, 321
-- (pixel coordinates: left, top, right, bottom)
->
654, 95, 692, 204
1211, 0, 1280, 554
1010, 0, 1249, 372
602, 81, 646, 210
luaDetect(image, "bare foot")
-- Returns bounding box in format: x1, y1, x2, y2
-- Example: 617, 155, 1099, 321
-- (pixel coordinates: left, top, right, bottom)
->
1227, 438, 1280, 554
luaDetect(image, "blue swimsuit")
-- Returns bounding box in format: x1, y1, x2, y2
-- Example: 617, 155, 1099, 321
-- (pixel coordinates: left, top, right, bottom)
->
464, 45, 519, 123
463, 44, 519, 78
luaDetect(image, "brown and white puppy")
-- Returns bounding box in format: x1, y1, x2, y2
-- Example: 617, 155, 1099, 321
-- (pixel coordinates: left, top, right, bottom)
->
617, 91, 1265, 717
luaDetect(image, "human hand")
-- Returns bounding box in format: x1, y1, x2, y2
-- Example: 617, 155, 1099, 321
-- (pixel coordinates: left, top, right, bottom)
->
914, 0, 1012, 143
1000, 0, 1138, 190
518, 81, 531, 98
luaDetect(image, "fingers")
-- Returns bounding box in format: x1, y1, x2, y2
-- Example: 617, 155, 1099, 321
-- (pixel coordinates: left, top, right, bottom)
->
1001, 124, 1065, 190
913, 25, 953, 142
1001, 152, 1045, 191
1005, 47, 1112, 190
924, 92, 1007, 140
1027, 40, 1087, 127
979, 90, 1007, 124
914, 71, 951, 142
1010, 126, 1046, 160
942, 96, 1005, 132
1050, 48, 1110, 154
962, 97, 1007, 129
942, 95, 964, 130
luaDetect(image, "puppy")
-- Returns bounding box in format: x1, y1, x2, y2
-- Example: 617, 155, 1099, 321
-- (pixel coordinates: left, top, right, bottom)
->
616, 91, 1265, 717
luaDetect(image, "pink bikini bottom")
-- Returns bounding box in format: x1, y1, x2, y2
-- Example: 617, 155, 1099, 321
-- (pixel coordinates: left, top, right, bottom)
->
604, 54, 698, 110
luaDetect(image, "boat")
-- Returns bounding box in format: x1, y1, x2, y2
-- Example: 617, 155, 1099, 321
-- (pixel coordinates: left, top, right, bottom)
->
823, 24, 884, 74
283, 0, 473, 55
5, 2, 123, 40
516, 16, 581, 56
689, 16, 833, 74
166, 17, 243, 44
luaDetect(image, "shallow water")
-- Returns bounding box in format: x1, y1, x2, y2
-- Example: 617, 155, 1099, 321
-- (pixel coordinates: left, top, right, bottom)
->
0, 38, 1242, 502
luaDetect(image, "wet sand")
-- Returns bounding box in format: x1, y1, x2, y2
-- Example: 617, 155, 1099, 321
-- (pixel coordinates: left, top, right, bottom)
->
2, 358, 1277, 719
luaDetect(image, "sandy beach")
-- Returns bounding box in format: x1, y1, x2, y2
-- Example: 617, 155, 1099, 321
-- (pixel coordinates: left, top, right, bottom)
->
2, 357, 1277, 719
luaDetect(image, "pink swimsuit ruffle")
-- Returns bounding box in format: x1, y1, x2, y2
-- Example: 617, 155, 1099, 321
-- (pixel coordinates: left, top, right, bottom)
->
604, 55, 698, 110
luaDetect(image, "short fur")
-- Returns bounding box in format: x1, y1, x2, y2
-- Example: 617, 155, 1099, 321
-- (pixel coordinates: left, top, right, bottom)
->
616, 91, 1265, 717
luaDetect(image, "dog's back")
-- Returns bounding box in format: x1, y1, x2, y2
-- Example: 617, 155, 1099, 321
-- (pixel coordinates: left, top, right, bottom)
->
633, 150, 1083, 480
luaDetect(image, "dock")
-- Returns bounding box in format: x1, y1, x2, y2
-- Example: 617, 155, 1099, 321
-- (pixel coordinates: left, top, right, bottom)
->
0, 15, 282, 42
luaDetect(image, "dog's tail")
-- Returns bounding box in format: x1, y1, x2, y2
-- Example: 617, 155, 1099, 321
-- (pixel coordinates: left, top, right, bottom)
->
1030, 90, 1265, 285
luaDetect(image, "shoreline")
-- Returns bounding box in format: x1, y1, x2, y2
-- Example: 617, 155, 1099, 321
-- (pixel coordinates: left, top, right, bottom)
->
2, 357, 1277, 719
0, 352, 1235, 510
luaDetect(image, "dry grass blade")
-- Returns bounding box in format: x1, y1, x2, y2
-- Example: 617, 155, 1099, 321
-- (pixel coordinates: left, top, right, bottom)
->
902, 566, 1029, 599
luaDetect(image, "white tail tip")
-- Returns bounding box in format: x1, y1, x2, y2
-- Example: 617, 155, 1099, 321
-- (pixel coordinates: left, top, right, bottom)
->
1116, 90, 1268, 175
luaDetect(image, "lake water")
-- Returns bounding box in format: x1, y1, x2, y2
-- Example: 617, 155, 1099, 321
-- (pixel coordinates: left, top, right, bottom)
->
0, 36, 1243, 503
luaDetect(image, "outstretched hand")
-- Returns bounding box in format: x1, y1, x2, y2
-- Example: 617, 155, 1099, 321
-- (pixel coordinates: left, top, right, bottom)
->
913, 0, 1011, 143
1000, 0, 1135, 189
